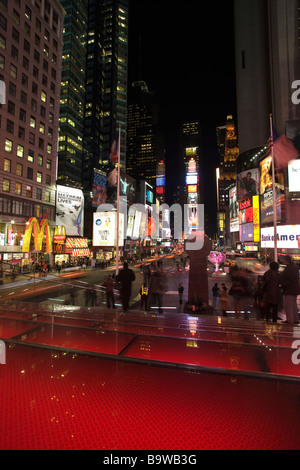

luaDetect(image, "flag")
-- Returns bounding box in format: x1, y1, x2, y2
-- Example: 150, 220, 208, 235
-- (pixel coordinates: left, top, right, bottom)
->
273, 135, 299, 169
110, 135, 119, 164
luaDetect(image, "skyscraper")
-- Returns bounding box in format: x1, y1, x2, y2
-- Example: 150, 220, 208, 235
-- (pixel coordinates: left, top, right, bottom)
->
126, 81, 165, 189
0, 0, 65, 258
57, 0, 129, 187
234, 0, 300, 153
57, 0, 88, 188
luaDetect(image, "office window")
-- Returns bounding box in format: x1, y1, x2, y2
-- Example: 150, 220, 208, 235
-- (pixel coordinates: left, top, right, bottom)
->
16, 163, 22, 176
30, 116, 36, 128
37, 155, 43, 166
47, 143, 52, 154
46, 159, 51, 170
36, 187, 42, 200
39, 122, 45, 134
7, 100, 15, 115
21, 73, 28, 87
28, 149, 34, 162
37, 171, 42, 183
19, 108, 26, 122
33, 65, 38, 78
20, 90, 27, 104
5, 138, 12, 152
39, 138, 44, 149
0, 32, 5, 49
34, 49, 40, 63
25, 5, 31, 20
18, 126, 25, 140
15, 182, 21, 195
27, 167, 33, 179
12, 27, 19, 43
9, 82, 16, 96
6, 119, 14, 133
31, 99, 37, 112
12, 9, 19, 24
26, 185, 32, 198
24, 39, 30, 54
10, 64, 17, 79
0, 13, 7, 30
41, 90, 46, 102
11, 45, 18, 60
3, 158, 11, 172
23, 56, 29, 69
45, 190, 50, 202
45, 174, 51, 185
29, 132, 35, 144
0, 53, 4, 68
0, 0, 7, 12
17, 144, 24, 158
3, 178, 10, 192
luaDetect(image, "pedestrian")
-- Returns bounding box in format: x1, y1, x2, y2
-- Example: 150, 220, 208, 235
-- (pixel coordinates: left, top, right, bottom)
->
262, 262, 281, 323
228, 269, 251, 319
116, 261, 135, 312
178, 282, 184, 305
281, 255, 300, 324
254, 277, 265, 320
220, 283, 229, 317
139, 284, 148, 312
212, 283, 221, 314
148, 269, 166, 314
103, 275, 115, 309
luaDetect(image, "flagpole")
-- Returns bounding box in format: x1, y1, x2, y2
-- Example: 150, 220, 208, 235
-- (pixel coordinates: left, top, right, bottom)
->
269, 114, 278, 263
116, 124, 121, 276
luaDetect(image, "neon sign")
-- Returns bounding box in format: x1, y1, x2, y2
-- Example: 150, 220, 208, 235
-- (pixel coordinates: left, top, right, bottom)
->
22, 217, 52, 253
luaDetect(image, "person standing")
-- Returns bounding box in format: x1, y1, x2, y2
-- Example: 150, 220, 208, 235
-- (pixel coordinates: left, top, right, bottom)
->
178, 282, 184, 305
116, 261, 135, 312
281, 256, 300, 324
148, 269, 166, 314
262, 262, 281, 323
220, 283, 229, 317
103, 275, 115, 309
212, 283, 221, 314
139, 284, 149, 312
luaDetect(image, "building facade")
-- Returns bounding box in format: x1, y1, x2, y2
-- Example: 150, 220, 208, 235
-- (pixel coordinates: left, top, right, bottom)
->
0, 0, 65, 267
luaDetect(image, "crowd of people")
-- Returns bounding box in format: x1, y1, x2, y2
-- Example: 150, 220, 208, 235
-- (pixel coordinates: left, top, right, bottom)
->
211, 255, 300, 324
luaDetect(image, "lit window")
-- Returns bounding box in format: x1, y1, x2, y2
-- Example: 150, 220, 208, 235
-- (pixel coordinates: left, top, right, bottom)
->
15, 182, 21, 195
5, 139, 12, 152
37, 171, 42, 183
3, 178, 10, 191
17, 144, 24, 158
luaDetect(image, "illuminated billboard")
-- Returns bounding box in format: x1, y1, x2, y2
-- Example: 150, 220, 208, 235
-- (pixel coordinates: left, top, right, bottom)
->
56, 185, 84, 236
288, 159, 300, 192
93, 212, 124, 247
259, 156, 285, 224
261, 225, 300, 249
188, 185, 197, 193
92, 170, 107, 207
229, 187, 239, 233
186, 174, 198, 186
237, 168, 259, 200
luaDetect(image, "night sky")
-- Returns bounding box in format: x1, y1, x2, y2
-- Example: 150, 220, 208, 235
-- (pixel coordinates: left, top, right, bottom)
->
128, 0, 237, 235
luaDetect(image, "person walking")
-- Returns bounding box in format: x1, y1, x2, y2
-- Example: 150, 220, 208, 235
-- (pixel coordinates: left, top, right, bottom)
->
220, 283, 229, 317
262, 262, 281, 323
103, 275, 115, 309
148, 269, 166, 314
178, 282, 184, 305
139, 284, 149, 312
228, 269, 251, 319
212, 283, 221, 314
116, 261, 135, 312
281, 256, 300, 324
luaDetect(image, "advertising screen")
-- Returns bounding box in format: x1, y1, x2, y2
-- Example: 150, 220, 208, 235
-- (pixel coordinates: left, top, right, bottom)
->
56, 185, 84, 236
237, 168, 259, 200
156, 176, 165, 187
229, 187, 239, 233
93, 212, 124, 247
288, 159, 300, 192
186, 174, 198, 186
92, 170, 107, 207
261, 225, 300, 249
259, 156, 285, 224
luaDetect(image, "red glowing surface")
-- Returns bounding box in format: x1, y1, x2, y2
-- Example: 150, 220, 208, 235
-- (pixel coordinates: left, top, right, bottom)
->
0, 303, 300, 450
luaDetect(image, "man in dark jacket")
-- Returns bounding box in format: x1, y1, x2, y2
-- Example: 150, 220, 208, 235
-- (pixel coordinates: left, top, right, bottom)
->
116, 261, 135, 311
262, 262, 281, 323
281, 256, 300, 323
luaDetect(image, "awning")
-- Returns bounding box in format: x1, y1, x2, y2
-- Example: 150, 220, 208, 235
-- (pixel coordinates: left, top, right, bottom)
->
71, 248, 90, 256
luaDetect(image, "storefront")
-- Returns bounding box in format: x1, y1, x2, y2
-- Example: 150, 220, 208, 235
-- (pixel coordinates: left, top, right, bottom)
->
54, 236, 91, 266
